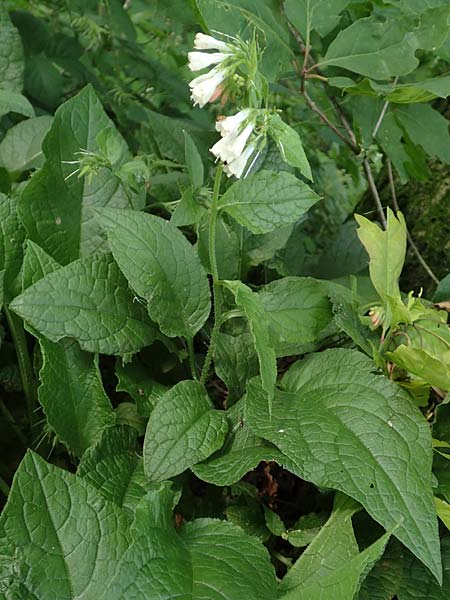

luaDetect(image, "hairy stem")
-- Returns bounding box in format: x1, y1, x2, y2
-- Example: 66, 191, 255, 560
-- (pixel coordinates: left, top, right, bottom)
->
200, 165, 223, 385
4, 307, 38, 435
187, 337, 198, 380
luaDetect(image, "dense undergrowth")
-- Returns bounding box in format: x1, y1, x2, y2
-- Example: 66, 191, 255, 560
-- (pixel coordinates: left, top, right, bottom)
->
1, 1, 450, 598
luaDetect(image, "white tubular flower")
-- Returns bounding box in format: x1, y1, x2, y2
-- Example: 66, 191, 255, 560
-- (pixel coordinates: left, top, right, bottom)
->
189, 68, 226, 108
210, 122, 254, 163
216, 109, 250, 135
194, 32, 230, 52
188, 51, 230, 72
223, 144, 256, 179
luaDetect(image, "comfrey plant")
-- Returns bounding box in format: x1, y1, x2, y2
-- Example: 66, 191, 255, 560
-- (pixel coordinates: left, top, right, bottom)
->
188, 32, 308, 180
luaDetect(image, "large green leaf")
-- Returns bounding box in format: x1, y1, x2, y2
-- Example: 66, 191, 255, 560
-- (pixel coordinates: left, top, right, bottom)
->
178, 518, 277, 599
78, 426, 149, 515
245, 349, 441, 581
39, 339, 115, 457
214, 329, 259, 403
222, 280, 277, 399
219, 170, 319, 235
193, 398, 285, 486
0, 90, 34, 119
0, 451, 130, 599
285, 0, 351, 39
18, 85, 142, 265
0, 193, 26, 304
192, 0, 292, 80
0, 116, 52, 173
280, 493, 393, 599
0, 5, 24, 92
143, 380, 228, 482
321, 8, 450, 79
394, 104, 450, 166
258, 277, 334, 357
10, 252, 156, 356
94, 207, 211, 339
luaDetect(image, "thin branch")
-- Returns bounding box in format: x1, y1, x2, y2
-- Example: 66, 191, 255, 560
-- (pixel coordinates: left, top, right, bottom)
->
363, 159, 387, 229
303, 89, 357, 152
387, 160, 439, 284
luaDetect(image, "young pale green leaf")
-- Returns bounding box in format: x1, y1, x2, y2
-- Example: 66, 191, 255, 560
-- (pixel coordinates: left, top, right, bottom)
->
219, 170, 318, 234
184, 130, 204, 189
322, 8, 450, 79
178, 519, 277, 599
192, 0, 292, 81
39, 338, 115, 457
268, 115, 312, 179
0, 193, 26, 304
10, 252, 156, 356
0, 5, 24, 92
143, 380, 228, 482
0, 451, 130, 599
285, 0, 351, 38
394, 104, 450, 166
78, 426, 149, 515
355, 208, 407, 305
0, 116, 52, 173
258, 277, 334, 357
18, 85, 142, 265
387, 345, 450, 391
435, 497, 450, 532
214, 330, 259, 403
193, 398, 285, 486
94, 207, 211, 339
0, 90, 34, 119
222, 280, 277, 400
246, 349, 441, 582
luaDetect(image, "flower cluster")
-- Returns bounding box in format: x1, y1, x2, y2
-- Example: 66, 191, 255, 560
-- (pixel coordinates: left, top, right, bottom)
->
188, 32, 268, 178
188, 33, 234, 108
211, 109, 258, 178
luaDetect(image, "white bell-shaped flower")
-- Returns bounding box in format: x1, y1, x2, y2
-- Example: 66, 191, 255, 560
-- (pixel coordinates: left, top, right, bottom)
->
188, 51, 230, 72
210, 122, 254, 163
189, 68, 226, 108
223, 144, 256, 179
216, 109, 251, 135
194, 32, 230, 52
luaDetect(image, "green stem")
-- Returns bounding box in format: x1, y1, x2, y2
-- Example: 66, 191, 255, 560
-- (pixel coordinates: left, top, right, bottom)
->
0, 475, 10, 497
200, 165, 223, 385
0, 398, 27, 446
187, 337, 198, 380
4, 307, 38, 435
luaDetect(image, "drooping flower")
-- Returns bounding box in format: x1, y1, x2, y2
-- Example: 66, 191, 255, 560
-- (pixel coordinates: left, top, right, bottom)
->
194, 32, 230, 52
210, 121, 254, 164
223, 143, 256, 179
189, 68, 226, 108
188, 51, 231, 72
215, 109, 250, 135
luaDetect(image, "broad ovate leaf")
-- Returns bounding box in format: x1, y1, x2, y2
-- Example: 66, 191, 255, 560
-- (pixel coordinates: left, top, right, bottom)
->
18, 85, 142, 265
94, 207, 211, 339
219, 170, 318, 234
143, 380, 228, 482
0, 451, 130, 599
246, 349, 441, 581
10, 252, 156, 356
